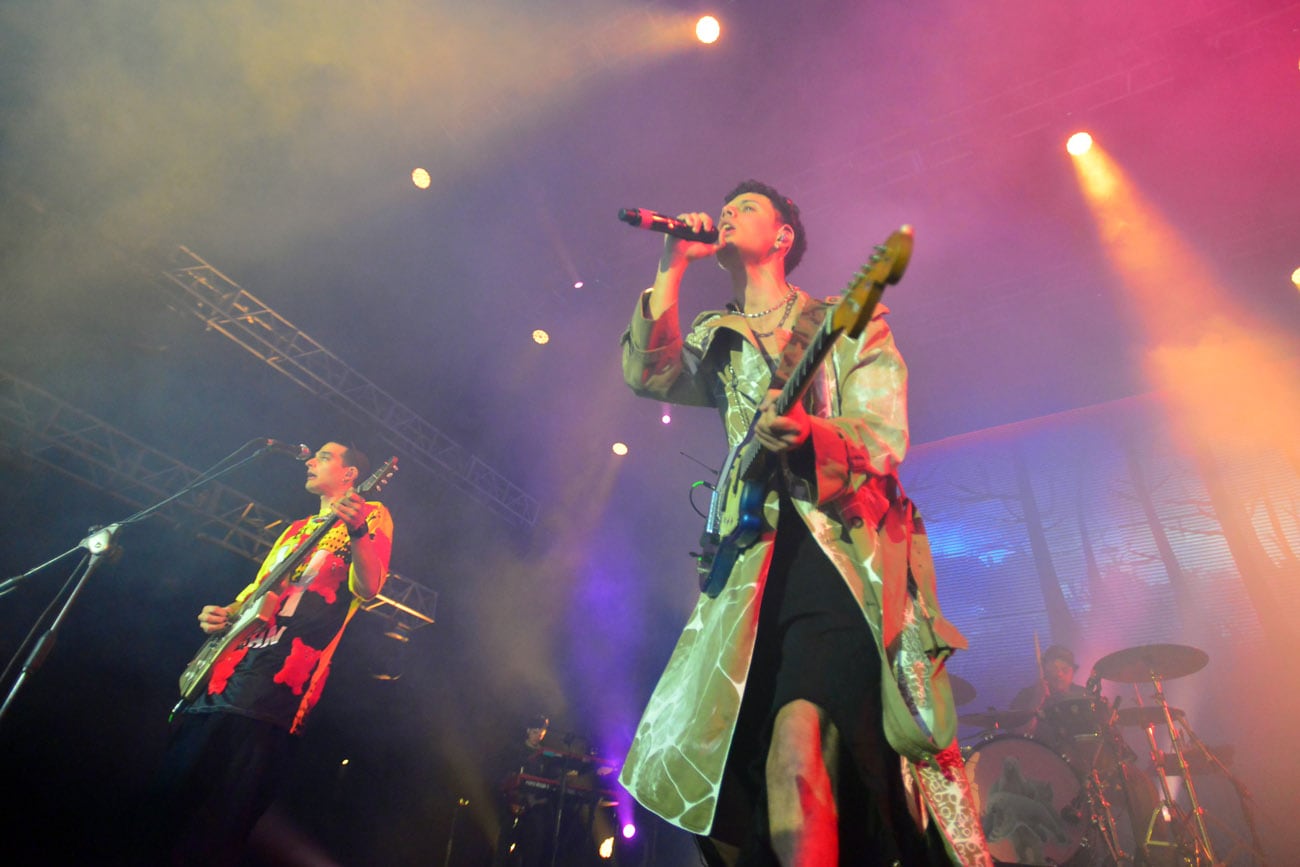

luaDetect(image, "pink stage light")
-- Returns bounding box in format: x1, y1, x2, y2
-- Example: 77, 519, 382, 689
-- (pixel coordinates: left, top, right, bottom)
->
622, 822, 637, 839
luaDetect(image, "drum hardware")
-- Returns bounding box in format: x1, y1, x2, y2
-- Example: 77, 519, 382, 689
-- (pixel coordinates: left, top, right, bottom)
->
1137, 719, 1268, 867
1115, 706, 1183, 728
958, 708, 1035, 731
1082, 764, 1130, 866
1095, 643, 1221, 866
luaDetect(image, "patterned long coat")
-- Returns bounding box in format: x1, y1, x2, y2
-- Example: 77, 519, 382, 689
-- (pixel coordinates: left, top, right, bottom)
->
618, 291, 991, 865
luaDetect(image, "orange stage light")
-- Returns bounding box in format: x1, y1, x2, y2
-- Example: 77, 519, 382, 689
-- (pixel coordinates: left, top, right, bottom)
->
1066, 132, 1093, 156
696, 15, 721, 45
1070, 142, 1300, 458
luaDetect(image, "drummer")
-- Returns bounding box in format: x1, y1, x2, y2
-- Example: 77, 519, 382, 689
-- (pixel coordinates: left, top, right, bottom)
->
1010, 645, 1089, 742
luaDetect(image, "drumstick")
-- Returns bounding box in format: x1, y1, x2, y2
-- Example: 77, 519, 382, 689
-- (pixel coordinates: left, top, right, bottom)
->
1033, 633, 1047, 694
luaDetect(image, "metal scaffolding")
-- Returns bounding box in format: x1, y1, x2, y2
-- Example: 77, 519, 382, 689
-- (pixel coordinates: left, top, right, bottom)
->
0, 370, 437, 629
157, 246, 540, 529
0, 370, 290, 563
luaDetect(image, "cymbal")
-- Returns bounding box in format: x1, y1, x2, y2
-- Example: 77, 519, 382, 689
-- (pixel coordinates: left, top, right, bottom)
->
1115, 706, 1184, 727
949, 675, 977, 707
959, 708, 1034, 730
1094, 643, 1208, 683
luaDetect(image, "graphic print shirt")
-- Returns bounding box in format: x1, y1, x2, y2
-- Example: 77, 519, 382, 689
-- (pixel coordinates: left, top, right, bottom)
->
187, 502, 393, 732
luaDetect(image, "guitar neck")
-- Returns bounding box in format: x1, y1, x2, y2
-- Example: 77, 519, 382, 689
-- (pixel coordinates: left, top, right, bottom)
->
773, 281, 886, 417
243, 512, 342, 607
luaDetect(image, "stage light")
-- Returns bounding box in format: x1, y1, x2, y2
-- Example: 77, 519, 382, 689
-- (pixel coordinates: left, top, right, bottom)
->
532, 329, 550, 345
612, 442, 628, 456
661, 403, 672, 424
696, 15, 721, 44
411, 167, 431, 189
1066, 132, 1093, 156
622, 822, 637, 839
1291, 267, 1300, 290
661, 413, 671, 424
598, 835, 615, 858
574, 280, 584, 289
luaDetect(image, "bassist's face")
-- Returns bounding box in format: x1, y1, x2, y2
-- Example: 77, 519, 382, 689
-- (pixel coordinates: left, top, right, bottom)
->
305, 441, 358, 498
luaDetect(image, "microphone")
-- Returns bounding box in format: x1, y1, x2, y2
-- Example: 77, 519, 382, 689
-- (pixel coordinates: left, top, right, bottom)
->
262, 439, 311, 461
618, 208, 719, 243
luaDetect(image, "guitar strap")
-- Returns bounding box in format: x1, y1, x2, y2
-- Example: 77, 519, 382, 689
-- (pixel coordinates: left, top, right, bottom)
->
769, 298, 829, 392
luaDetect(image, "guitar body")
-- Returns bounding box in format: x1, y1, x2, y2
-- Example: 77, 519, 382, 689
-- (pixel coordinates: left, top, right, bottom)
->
177, 591, 280, 702
699, 475, 766, 596
695, 228, 913, 597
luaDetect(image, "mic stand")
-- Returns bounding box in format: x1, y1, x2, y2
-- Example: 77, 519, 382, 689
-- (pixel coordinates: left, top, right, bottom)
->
0, 439, 283, 727
0, 524, 119, 725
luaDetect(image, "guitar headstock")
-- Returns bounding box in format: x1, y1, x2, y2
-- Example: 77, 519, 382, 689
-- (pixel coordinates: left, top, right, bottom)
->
829, 225, 914, 338
357, 456, 399, 495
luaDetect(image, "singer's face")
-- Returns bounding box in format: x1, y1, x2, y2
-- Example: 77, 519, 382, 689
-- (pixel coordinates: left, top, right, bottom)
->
305, 441, 356, 497
718, 193, 783, 260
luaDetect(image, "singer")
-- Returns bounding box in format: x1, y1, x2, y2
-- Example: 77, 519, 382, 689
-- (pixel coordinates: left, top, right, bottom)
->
617, 180, 989, 866
140, 440, 394, 866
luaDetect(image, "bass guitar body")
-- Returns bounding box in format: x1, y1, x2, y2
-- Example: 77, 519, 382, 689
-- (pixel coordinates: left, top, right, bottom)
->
695, 228, 913, 597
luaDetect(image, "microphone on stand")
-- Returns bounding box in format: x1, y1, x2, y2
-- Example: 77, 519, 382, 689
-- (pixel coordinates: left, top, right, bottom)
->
261, 439, 311, 461
618, 208, 719, 243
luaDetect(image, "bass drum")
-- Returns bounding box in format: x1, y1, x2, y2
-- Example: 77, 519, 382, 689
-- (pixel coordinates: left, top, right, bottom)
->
964, 733, 1088, 866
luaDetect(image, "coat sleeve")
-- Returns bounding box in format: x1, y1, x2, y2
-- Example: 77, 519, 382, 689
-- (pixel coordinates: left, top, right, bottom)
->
620, 290, 719, 408
802, 313, 909, 509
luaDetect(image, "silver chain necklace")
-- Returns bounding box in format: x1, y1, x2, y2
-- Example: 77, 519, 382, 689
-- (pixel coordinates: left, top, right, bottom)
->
749, 289, 799, 338
739, 285, 798, 319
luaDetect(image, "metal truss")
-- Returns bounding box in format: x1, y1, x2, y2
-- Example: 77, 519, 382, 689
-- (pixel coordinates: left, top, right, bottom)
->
0, 370, 437, 629
359, 571, 438, 630
158, 246, 539, 529
0, 370, 290, 563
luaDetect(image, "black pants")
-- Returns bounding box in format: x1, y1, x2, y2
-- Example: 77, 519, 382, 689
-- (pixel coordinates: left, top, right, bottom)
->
139, 710, 298, 867
721, 498, 948, 867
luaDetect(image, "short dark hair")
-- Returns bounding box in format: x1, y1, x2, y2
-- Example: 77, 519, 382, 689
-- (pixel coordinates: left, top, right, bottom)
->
339, 443, 371, 487
723, 179, 807, 274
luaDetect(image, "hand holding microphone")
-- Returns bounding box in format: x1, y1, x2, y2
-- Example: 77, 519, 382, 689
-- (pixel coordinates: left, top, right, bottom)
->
618, 207, 720, 243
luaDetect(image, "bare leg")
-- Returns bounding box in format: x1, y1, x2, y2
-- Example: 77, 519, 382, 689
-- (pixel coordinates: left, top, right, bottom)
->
766, 699, 840, 866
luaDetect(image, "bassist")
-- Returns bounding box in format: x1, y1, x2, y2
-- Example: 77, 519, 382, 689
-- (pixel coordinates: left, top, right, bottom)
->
144, 440, 393, 866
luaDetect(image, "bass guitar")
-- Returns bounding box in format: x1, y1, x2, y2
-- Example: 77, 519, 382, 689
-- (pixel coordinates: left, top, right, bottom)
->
696, 227, 913, 597
175, 456, 398, 706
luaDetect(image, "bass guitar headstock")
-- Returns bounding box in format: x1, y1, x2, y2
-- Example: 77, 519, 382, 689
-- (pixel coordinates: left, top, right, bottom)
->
829, 225, 913, 338
357, 456, 399, 495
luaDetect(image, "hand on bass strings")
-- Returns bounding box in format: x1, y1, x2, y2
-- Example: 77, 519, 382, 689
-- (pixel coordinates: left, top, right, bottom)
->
198, 604, 232, 634
755, 389, 811, 453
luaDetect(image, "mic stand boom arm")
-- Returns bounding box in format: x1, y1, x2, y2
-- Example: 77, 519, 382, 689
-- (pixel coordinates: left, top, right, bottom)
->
0, 439, 284, 727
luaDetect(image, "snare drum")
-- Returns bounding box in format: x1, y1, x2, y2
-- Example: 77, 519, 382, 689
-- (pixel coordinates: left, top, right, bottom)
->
964, 733, 1087, 866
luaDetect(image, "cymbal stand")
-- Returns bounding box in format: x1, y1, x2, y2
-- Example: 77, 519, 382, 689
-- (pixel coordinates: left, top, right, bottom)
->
1177, 720, 1271, 867
1139, 675, 1220, 866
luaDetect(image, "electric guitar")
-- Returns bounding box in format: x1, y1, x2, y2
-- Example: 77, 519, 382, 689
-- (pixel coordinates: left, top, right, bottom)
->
695, 227, 913, 597
175, 456, 398, 706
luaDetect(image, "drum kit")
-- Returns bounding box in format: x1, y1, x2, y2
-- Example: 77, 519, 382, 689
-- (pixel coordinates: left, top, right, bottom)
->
956, 643, 1268, 867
